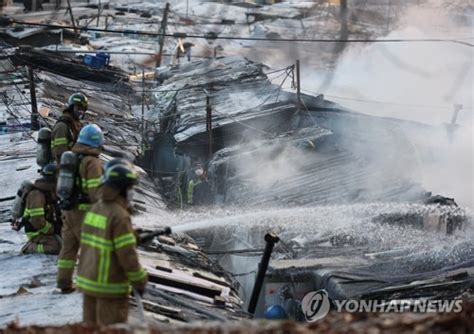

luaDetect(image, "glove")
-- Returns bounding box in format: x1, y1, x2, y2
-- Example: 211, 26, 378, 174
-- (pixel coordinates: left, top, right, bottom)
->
11, 218, 23, 231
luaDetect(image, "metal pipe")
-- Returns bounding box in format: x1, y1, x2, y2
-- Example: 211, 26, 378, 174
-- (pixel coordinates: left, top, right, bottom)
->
247, 233, 280, 315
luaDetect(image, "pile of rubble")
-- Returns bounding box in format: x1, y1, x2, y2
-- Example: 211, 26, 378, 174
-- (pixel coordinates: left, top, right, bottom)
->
3, 301, 474, 333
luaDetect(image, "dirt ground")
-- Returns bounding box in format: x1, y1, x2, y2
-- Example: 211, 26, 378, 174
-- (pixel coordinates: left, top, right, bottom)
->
2, 301, 473, 334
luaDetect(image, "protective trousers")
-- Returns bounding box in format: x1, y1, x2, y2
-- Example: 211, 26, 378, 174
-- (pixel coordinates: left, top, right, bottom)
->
83, 294, 129, 326
56, 209, 85, 289
22, 234, 61, 255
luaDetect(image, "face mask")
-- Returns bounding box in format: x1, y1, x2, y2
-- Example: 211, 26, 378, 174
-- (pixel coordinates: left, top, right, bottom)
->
126, 188, 135, 203
195, 168, 204, 177
73, 105, 86, 120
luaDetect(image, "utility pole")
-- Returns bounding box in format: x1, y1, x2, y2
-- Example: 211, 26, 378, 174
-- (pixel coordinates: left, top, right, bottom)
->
450, 104, 462, 125
447, 104, 463, 143
340, 0, 348, 37
66, 0, 78, 35
296, 60, 301, 114
141, 68, 146, 145
386, 0, 392, 34
157, 3, 170, 68
336, 0, 349, 54
206, 93, 213, 160
97, 0, 101, 28
27, 66, 39, 131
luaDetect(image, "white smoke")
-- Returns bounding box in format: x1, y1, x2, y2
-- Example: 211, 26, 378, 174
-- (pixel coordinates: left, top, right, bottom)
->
301, 3, 474, 208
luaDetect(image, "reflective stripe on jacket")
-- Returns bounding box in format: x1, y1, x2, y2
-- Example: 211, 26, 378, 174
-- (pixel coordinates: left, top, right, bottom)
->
23, 182, 56, 240
72, 143, 103, 207
77, 187, 147, 298
187, 179, 202, 205
51, 113, 81, 164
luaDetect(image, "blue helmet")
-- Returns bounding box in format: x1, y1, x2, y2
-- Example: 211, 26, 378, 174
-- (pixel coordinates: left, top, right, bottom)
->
78, 124, 104, 148
264, 305, 288, 320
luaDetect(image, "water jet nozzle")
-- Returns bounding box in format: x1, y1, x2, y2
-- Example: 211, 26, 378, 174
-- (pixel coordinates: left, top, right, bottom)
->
138, 226, 172, 244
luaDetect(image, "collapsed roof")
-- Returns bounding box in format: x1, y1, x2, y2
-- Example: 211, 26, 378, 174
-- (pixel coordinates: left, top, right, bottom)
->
147, 55, 454, 207
151, 56, 294, 143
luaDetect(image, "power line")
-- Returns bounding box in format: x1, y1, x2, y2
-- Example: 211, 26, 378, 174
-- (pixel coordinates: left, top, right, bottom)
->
39, 49, 216, 58
301, 89, 474, 110
27, 58, 292, 95
8, 20, 474, 47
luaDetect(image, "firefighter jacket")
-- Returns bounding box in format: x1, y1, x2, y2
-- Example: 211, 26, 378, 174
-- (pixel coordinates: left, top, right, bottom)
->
77, 185, 147, 298
72, 143, 103, 210
51, 112, 82, 163
56, 144, 102, 281
23, 179, 58, 241
187, 179, 201, 205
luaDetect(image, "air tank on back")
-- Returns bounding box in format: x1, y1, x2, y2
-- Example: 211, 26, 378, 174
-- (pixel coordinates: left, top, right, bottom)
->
10, 180, 34, 221
36, 127, 52, 167
57, 151, 77, 208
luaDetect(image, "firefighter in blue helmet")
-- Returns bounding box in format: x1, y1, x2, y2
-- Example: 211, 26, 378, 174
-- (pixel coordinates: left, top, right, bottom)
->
57, 124, 104, 293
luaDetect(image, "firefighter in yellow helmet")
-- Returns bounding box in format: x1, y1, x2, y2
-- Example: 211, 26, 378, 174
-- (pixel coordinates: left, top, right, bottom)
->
11, 163, 62, 255
51, 92, 87, 164
56, 124, 104, 293
77, 159, 147, 326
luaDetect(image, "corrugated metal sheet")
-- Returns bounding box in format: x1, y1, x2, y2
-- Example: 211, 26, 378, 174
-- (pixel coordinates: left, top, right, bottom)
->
151, 56, 294, 143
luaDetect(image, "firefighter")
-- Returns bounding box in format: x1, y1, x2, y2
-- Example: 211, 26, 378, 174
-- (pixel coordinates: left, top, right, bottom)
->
187, 166, 213, 206
77, 160, 147, 326
51, 92, 88, 164
57, 124, 104, 293
11, 163, 62, 255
